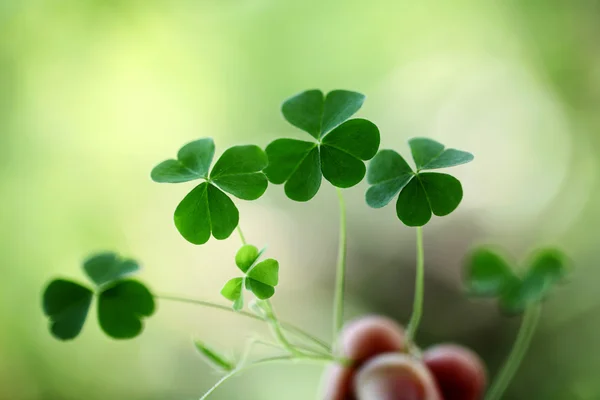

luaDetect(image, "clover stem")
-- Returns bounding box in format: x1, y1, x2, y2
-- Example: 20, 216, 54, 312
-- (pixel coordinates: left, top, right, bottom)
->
155, 294, 330, 352
406, 226, 425, 346
199, 354, 339, 400
236, 225, 247, 246
332, 187, 348, 346
263, 299, 304, 357
485, 304, 542, 400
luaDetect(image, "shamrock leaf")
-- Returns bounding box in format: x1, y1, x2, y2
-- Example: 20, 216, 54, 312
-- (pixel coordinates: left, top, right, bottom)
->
194, 340, 235, 372
152, 139, 268, 244
42, 252, 156, 340
83, 252, 139, 287
366, 138, 473, 226
265, 90, 380, 202
221, 244, 279, 309
465, 247, 569, 315
98, 280, 155, 339
43, 279, 93, 340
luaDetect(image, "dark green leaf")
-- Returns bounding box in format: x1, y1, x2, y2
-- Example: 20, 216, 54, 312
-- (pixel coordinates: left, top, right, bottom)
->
366, 150, 414, 208
151, 138, 215, 183
245, 279, 275, 300
247, 259, 279, 287
194, 340, 235, 372
409, 138, 445, 170
221, 278, 243, 303
465, 248, 517, 297
174, 182, 211, 245
211, 173, 267, 201
284, 147, 322, 202
83, 252, 139, 287
209, 145, 268, 200
235, 245, 260, 273
422, 149, 474, 170
207, 184, 239, 240
174, 183, 239, 244
281, 90, 324, 139
97, 280, 155, 339
320, 145, 366, 188
396, 177, 432, 226
264, 139, 317, 184
321, 90, 365, 136
418, 173, 463, 216
322, 119, 380, 160
43, 279, 93, 340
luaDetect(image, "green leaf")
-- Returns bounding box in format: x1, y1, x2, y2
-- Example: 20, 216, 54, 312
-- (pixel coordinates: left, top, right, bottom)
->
83, 252, 139, 287
97, 280, 155, 339
235, 245, 260, 273
321, 90, 366, 136
245, 279, 275, 300
409, 138, 473, 170
366, 150, 414, 208
322, 119, 380, 160
395, 177, 432, 227
320, 145, 366, 188
209, 145, 268, 200
264, 139, 317, 184
418, 173, 463, 217
247, 259, 279, 287
465, 248, 518, 297
43, 279, 93, 340
194, 340, 235, 372
283, 146, 322, 202
281, 90, 324, 139
220, 277, 243, 307
174, 182, 239, 244
151, 138, 215, 183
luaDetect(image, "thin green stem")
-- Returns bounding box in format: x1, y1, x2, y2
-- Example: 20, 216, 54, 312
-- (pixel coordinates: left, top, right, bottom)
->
407, 226, 425, 345
485, 304, 542, 400
155, 294, 331, 352
264, 300, 304, 357
199, 354, 337, 400
333, 187, 348, 344
236, 225, 247, 245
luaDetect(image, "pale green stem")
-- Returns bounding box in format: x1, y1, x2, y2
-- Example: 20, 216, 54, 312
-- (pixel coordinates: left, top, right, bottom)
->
406, 226, 425, 345
264, 300, 304, 357
199, 354, 337, 400
332, 187, 348, 344
237, 225, 247, 245
485, 304, 542, 400
155, 294, 331, 352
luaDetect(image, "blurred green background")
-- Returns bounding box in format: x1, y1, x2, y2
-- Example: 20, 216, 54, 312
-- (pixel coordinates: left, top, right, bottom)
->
2, 0, 600, 399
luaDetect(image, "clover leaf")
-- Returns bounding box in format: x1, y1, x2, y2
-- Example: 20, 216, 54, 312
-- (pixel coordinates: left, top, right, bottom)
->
465, 247, 569, 315
42, 252, 155, 340
366, 138, 473, 226
221, 244, 279, 310
194, 340, 235, 372
265, 90, 380, 202
152, 138, 268, 244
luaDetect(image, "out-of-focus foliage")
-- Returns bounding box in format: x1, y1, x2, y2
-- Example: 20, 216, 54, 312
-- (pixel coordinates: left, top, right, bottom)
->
1, 0, 600, 399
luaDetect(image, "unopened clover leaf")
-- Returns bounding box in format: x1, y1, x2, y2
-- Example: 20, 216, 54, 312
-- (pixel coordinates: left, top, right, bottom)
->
366, 138, 473, 226
265, 90, 380, 202
221, 244, 279, 310
194, 340, 235, 372
465, 247, 569, 315
42, 252, 155, 340
152, 138, 268, 244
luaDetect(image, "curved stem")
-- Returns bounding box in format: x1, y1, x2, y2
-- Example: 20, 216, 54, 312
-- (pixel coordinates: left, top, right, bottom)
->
155, 294, 331, 352
236, 225, 247, 246
264, 300, 303, 357
333, 187, 348, 344
199, 354, 337, 400
406, 226, 424, 345
485, 304, 542, 400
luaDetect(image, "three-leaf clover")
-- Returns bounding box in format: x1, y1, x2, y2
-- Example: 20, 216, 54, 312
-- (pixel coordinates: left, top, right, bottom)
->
151, 138, 268, 244
42, 252, 155, 340
464, 247, 569, 315
366, 138, 474, 226
221, 245, 279, 310
265, 90, 380, 202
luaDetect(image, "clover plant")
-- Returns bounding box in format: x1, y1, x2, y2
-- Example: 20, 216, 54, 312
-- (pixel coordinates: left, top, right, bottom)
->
41, 89, 570, 400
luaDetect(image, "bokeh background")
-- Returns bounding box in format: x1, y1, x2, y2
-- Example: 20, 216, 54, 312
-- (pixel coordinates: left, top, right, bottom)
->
2, 0, 600, 399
